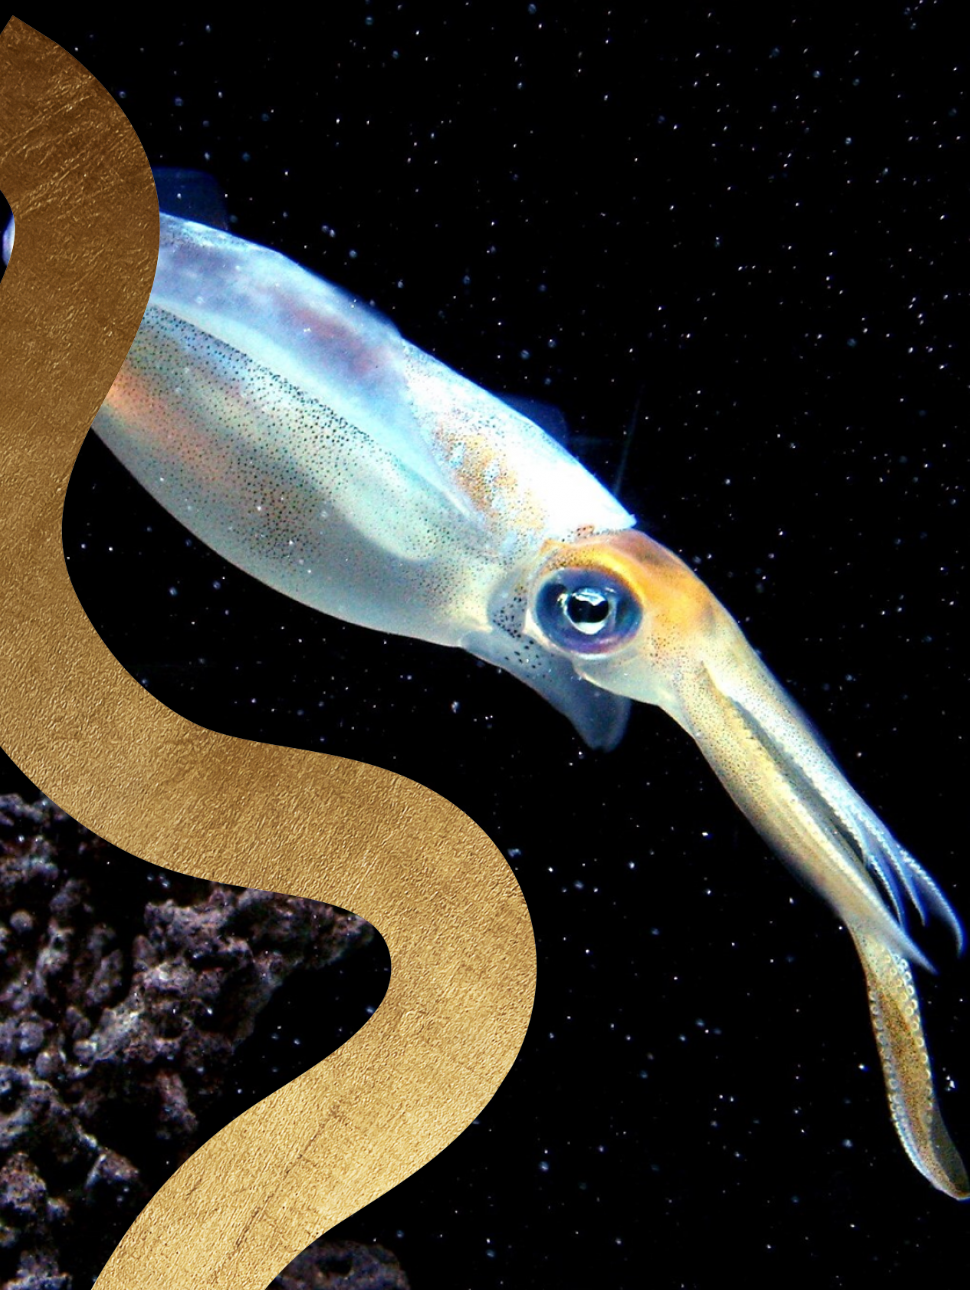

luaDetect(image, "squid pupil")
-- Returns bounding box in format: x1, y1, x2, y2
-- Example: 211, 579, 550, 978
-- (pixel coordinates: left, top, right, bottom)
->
563, 587, 611, 635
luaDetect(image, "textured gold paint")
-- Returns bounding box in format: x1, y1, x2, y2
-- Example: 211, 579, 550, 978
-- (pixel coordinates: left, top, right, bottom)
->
0, 17, 536, 1289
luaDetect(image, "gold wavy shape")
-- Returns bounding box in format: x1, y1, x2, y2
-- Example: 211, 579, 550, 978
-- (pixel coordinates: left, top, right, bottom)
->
0, 17, 536, 1289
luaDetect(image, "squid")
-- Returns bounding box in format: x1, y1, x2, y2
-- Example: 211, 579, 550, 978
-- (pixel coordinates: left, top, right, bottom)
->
4, 175, 964, 1197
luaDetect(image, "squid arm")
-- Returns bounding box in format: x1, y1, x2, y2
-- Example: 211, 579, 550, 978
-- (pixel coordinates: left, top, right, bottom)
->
851, 923, 967, 1199
5, 182, 962, 1196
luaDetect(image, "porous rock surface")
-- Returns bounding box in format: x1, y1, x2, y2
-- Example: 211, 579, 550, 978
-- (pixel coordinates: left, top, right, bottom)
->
0, 795, 405, 1290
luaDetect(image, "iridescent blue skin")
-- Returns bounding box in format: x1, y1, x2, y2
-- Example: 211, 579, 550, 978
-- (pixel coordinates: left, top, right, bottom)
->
5, 199, 964, 1197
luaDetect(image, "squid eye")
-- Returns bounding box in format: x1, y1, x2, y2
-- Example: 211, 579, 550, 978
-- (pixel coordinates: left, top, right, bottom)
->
532, 566, 641, 656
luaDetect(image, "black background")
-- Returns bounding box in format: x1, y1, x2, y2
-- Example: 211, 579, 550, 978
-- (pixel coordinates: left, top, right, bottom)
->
1, 7, 966, 1288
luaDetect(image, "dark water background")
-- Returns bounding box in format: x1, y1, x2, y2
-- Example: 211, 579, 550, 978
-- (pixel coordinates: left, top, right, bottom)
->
1, 8, 966, 1287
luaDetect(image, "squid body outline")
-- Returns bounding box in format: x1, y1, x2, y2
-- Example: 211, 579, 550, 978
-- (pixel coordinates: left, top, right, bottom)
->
4, 171, 964, 1198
